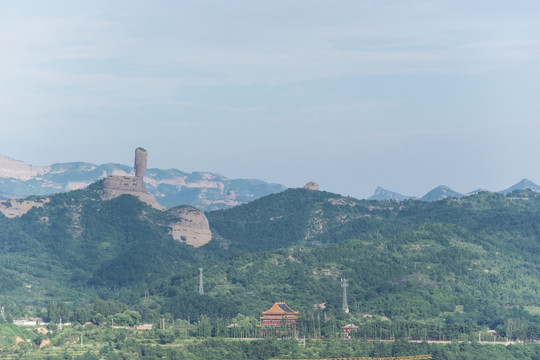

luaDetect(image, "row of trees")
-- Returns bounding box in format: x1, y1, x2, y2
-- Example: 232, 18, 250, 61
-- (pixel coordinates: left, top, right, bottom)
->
40, 298, 540, 343
45, 299, 143, 327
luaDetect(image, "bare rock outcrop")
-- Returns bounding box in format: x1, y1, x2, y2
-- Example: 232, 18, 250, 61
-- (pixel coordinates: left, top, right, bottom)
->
168, 205, 212, 248
101, 176, 162, 209
101, 148, 163, 210
303, 182, 319, 191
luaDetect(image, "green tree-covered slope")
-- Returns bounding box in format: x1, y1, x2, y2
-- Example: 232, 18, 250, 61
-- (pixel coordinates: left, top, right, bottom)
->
185, 189, 540, 336
0, 183, 202, 310
1, 185, 539, 340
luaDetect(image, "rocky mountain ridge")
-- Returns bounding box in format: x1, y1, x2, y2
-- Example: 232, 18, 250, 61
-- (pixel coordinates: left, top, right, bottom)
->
0, 149, 213, 248
4, 153, 540, 206
0, 154, 286, 211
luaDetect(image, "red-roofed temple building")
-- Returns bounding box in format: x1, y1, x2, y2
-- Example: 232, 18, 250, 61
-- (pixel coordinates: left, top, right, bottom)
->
260, 302, 299, 337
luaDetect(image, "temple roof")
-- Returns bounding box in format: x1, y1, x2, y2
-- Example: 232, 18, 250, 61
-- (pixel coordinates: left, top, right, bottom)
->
262, 302, 299, 315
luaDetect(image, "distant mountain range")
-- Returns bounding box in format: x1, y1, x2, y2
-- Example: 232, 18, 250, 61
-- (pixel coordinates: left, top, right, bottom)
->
370, 178, 540, 202
3, 154, 540, 207
0, 154, 286, 211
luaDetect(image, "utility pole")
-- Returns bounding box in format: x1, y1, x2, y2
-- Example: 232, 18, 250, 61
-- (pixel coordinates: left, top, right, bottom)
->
1, 306, 5, 322
341, 278, 349, 313
199, 268, 204, 295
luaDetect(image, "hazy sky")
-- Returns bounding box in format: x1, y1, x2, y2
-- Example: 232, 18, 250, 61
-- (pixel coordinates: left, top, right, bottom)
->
1, 1, 540, 199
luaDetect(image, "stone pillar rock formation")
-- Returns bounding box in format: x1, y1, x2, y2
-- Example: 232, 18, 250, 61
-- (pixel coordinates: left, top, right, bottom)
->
101, 147, 163, 210
134, 147, 147, 178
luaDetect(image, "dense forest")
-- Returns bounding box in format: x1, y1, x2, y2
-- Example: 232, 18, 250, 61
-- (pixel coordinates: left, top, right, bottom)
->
0, 183, 539, 358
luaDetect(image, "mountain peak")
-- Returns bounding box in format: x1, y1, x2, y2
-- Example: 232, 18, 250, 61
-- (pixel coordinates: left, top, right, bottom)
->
421, 185, 463, 202
369, 187, 413, 201
500, 178, 540, 194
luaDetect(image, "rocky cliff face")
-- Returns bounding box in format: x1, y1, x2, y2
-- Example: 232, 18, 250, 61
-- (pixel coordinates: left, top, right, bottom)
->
168, 205, 212, 248
101, 149, 163, 210
0, 155, 50, 181
101, 176, 163, 210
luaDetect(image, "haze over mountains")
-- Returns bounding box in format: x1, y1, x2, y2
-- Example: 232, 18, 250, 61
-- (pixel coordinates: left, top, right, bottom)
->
2, 153, 540, 208
0, 154, 285, 211
369, 178, 540, 202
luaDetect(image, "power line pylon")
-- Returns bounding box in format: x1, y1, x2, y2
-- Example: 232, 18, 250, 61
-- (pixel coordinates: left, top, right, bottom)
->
199, 267, 204, 295
341, 278, 349, 313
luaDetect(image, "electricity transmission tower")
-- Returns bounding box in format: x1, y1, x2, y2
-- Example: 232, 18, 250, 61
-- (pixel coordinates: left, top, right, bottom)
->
199, 268, 204, 295
341, 278, 349, 313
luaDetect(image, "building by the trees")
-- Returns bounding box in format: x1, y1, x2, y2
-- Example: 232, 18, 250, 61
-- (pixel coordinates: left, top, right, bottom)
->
259, 302, 298, 338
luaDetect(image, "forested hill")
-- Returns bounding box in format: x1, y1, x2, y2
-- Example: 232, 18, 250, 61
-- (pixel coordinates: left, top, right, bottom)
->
190, 188, 540, 336
1, 184, 539, 340
0, 182, 202, 307
206, 187, 540, 261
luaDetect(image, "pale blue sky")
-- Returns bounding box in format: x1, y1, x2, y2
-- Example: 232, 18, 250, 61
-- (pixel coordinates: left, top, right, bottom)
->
1, 1, 540, 198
